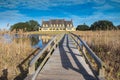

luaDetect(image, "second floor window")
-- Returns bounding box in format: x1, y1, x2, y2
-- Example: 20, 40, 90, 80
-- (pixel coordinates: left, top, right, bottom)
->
43, 24, 45, 27
46, 24, 48, 27
67, 24, 69, 27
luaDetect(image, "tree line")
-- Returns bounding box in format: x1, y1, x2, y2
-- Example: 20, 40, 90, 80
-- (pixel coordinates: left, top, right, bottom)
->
10, 20, 120, 32
76, 20, 120, 31
10, 20, 40, 32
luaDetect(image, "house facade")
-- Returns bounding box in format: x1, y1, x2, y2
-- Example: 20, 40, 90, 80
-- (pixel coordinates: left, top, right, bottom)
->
39, 19, 76, 31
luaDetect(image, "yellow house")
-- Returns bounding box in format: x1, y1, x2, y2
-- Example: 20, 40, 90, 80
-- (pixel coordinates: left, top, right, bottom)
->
39, 19, 76, 31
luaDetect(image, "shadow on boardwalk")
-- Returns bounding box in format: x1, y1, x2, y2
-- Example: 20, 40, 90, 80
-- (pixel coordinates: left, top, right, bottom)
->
14, 48, 40, 80
0, 69, 8, 80
59, 34, 96, 80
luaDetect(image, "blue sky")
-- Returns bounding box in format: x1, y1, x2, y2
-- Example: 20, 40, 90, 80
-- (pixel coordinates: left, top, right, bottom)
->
0, 0, 120, 29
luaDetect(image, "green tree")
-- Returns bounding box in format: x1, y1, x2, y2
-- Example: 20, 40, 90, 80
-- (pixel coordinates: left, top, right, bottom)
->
10, 20, 40, 32
117, 25, 120, 30
26, 20, 40, 31
76, 24, 89, 31
10, 22, 30, 31
90, 20, 116, 30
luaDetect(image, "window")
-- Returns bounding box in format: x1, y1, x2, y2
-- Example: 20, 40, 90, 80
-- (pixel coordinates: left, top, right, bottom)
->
43, 24, 45, 27
70, 24, 72, 27
62, 24, 64, 27
67, 24, 69, 27
46, 24, 48, 27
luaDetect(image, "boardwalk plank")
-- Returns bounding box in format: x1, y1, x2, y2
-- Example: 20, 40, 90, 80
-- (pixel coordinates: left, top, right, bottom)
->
36, 34, 96, 80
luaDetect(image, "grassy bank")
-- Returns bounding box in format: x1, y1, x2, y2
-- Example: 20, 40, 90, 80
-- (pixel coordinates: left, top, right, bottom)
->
0, 33, 34, 79
25, 31, 68, 35
72, 30, 120, 80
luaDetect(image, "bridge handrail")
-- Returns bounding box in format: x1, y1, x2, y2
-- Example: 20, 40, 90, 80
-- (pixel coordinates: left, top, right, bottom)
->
70, 32, 105, 80
25, 34, 64, 80
29, 36, 56, 67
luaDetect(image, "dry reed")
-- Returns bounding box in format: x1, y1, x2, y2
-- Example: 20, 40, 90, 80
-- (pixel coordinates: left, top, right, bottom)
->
72, 30, 120, 80
0, 31, 33, 79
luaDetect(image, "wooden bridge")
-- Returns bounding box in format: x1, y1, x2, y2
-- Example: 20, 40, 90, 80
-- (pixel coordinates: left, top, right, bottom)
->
25, 33, 105, 80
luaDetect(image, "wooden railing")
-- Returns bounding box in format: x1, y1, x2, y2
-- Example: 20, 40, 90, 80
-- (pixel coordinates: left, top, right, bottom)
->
70, 32, 105, 80
25, 34, 64, 80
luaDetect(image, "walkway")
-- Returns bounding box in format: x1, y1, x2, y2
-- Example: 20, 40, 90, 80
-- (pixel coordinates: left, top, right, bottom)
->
36, 34, 96, 80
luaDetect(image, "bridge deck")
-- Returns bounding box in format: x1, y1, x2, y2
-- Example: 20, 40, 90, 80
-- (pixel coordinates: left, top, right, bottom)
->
36, 34, 96, 80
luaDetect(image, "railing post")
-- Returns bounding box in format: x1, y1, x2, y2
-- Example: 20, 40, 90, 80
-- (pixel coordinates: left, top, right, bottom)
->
70, 32, 105, 80
75, 37, 78, 47
29, 64, 35, 75
77, 38, 80, 50
82, 41, 87, 57
98, 66, 105, 80
25, 34, 65, 80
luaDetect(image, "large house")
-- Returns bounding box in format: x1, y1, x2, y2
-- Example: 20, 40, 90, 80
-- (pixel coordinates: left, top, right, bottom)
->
39, 19, 76, 31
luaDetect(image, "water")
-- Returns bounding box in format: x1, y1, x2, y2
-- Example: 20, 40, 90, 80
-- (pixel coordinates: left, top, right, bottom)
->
0, 34, 52, 49
0, 34, 12, 43
30, 35, 46, 49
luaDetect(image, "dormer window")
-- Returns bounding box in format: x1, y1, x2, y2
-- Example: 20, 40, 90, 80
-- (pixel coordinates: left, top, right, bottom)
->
62, 24, 64, 27
67, 24, 69, 27
43, 24, 45, 27
46, 24, 48, 27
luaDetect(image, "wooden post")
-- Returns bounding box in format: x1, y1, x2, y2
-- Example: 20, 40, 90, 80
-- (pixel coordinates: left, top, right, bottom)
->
46, 41, 51, 51
29, 64, 35, 74
83, 47, 86, 56
77, 38, 80, 50
98, 66, 105, 80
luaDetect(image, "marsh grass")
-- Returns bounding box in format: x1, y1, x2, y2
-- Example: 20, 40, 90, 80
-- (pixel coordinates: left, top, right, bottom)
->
26, 31, 68, 35
72, 30, 120, 80
0, 31, 33, 79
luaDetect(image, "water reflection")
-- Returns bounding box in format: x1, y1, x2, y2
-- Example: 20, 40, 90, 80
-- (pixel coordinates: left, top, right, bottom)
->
30, 35, 52, 49
30, 35, 39, 46
0, 34, 12, 43
0, 34, 52, 49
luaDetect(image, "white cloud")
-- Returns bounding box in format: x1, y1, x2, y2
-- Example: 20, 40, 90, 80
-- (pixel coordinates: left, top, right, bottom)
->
0, 0, 19, 8
0, 0, 100, 10
111, 0, 120, 3
93, 3, 114, 10
0, 11, 119, 29
0, 0, 119, 10
1, 0, 119, 12
33, 11, 120, 27
0, 10, 32, 29
68, 12, 120, 27
0, 10, 30, 22
93, 0, 106, 4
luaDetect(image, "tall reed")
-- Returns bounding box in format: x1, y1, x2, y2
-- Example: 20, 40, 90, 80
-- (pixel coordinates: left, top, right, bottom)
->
0, 32, 33, 79
73, 30, 120, 80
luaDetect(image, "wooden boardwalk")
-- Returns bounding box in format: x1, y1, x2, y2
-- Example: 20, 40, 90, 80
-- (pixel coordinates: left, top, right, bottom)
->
36, 34, 96, 80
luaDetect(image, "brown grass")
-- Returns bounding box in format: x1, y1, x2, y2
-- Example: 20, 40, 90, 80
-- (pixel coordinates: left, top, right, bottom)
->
26, 31, 68, 35
72, 30, 120, 80
0, 32, 33, 79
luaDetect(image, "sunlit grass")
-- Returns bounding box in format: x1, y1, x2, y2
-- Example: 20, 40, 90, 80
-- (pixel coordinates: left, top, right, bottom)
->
72, 30, 120, 80
0, 31, 33, 79
26, 31, 68, 35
